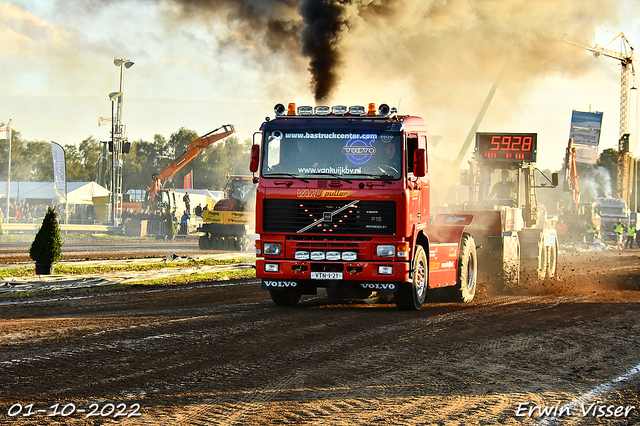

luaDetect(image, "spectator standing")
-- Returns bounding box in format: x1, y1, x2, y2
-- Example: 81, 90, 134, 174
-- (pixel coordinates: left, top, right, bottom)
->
183, 192, 191, 214
625, 222, 636, 249
180, 210, 190, 235
585, 222, 597, 243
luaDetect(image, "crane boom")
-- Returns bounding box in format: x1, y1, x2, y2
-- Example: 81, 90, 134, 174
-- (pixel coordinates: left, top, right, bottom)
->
149, 124, 235, 205
563, 32, 635, 205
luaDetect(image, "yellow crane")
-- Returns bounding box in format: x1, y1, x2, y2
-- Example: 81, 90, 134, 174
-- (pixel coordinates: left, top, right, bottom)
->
564, 31, 635, 205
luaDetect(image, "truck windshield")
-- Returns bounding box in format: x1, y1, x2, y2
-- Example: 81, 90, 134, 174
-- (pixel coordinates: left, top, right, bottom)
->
600, 207, 625, 216
261, 128, 402, 180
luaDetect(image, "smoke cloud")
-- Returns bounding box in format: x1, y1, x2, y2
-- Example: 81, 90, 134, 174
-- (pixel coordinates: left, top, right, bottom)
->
4, 0, 635, 185
580, 166, 614, 199
164, 0, 625, 105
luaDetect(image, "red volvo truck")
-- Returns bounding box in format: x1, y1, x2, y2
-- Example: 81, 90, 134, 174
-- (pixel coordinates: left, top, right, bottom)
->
249, 103, 477, 310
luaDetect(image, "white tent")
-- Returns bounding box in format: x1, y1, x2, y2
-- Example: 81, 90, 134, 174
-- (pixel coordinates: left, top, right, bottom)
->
67, 182, 110, 205
0, 181, 110, 204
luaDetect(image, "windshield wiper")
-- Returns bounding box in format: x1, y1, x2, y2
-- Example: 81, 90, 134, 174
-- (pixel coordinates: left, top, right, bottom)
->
265, 172, 309, 183
312, 173, 352, 183
348, 173, 395, 181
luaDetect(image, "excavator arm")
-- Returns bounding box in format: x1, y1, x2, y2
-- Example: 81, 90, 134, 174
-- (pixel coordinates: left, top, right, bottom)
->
564, 138, 580, 213
149, 124, 235, 205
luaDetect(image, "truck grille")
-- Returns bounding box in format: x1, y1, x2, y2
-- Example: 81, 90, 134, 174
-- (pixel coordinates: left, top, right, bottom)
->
263, 199, 396, 235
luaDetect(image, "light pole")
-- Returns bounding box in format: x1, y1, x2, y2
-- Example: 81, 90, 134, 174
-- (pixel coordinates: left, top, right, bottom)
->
110, 56, 134, 226
634, 85, 639, 214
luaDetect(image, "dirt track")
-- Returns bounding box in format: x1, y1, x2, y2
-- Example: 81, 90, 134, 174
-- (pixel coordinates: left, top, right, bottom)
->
0, 242, 639, 425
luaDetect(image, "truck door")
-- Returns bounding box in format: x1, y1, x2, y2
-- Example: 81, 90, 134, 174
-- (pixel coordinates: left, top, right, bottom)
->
406, 134, 429, 223
419, 134, 429, 220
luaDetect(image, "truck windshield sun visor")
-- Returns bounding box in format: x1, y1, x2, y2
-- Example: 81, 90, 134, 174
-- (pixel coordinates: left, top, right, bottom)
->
260, 127, 402, 180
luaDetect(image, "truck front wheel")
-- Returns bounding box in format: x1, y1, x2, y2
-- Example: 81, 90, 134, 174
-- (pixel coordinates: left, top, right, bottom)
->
453, 233, 477, 302
269, 288, 302, 306
395, 245, 427, 311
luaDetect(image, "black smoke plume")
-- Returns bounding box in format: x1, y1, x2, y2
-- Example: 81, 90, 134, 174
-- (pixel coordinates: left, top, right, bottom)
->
166, 0, 356, 103
298, 0, 349, 103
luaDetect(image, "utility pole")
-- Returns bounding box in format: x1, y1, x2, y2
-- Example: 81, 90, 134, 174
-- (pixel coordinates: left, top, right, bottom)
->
109, 56, 134, 226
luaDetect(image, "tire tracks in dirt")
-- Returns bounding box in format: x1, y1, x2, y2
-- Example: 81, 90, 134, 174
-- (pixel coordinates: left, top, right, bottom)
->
102, 294, 589, 425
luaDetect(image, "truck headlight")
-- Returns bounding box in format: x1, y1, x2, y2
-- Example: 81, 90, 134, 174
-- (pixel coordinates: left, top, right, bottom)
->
376, 245, 395, 257
263, 243, 282, 255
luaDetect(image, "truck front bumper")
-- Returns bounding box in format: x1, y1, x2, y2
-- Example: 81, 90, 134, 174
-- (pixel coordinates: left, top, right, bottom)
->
257, 259, 411, 293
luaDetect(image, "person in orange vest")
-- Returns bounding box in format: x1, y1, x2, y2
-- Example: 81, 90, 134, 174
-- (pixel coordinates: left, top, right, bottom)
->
556, 220, 568, 236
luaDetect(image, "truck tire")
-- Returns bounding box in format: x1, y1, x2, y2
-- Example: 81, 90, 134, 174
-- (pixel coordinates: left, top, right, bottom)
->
269, 288, 302, 306
545, 238, 558, 279
395, 245, 427, 310
452, 233, 477, 302
199, 235, 207, 249
240, 236, 251, 252
537, 238, 548, 280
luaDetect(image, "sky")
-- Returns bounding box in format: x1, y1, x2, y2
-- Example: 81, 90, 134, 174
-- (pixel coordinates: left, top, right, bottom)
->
2, 0, 640, 175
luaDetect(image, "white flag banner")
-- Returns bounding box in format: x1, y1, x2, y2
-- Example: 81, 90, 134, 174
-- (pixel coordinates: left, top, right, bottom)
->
51, 142, 66, 203
98, 117, 112, 127
0, 120, 11, 140
574, 145, 598, 164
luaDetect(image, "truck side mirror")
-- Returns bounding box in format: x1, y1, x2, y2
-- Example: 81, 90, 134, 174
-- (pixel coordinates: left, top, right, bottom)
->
413, 148, 426, 177
460, 169, 469, 186
249, 145, 260, 173
552, 172, 559, 187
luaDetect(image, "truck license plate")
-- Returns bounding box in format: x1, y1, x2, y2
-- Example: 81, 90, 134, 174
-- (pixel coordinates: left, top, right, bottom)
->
310, 272, 343, 280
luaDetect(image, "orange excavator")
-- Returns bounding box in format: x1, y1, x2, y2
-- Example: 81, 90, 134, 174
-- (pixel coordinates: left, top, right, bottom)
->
147, 124, 235, 209
560, 138, 601, 241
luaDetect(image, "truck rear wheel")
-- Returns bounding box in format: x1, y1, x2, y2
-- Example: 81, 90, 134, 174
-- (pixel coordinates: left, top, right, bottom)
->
395, 245, 427, 311
537, 238, 548, 280
545, 238, 558, 279
269, 288, 302, 306
452, 233, 477, 302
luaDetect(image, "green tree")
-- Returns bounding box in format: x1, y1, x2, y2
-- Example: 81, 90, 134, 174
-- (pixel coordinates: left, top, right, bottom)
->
29, 206, 63, 265
198, 136, 252, 190
72, 137, 102, 181
121, 135, 170, 192
0, 128, 30, 181
25, 141, 53, 181
167, 127, 199, 189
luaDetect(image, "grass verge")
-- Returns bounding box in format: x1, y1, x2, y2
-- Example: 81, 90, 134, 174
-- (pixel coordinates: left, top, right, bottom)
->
0, 257, 255, 278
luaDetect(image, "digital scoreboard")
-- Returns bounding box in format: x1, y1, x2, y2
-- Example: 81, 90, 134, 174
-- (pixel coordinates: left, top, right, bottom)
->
475, 133, 537, 162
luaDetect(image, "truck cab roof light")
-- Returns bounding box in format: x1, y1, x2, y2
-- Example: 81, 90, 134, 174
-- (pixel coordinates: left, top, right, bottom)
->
274, 103, 286, 116
378, 103, 390, 116
315, 106, 330, 115
297, 105, 313, 115
332, 105, 347, 115
349, 105, 365, 116
367, 103, 377, 116
287, 103, 296, 116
